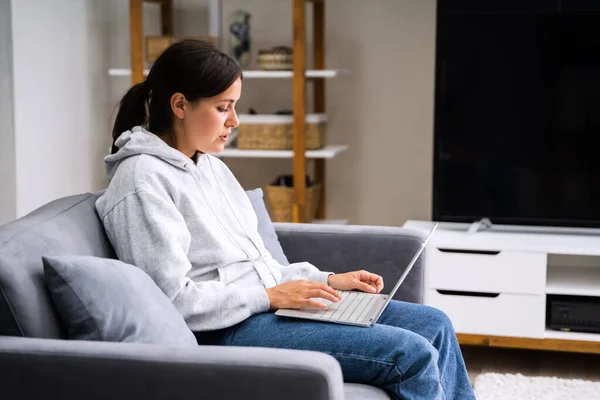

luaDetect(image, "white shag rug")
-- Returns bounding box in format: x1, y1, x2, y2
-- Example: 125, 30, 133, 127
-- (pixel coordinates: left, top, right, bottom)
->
473, 373, 600, 400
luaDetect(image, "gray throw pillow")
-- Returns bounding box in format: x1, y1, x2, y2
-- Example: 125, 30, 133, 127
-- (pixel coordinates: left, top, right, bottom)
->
246, 188, 290, 266
43, 255, 198, 346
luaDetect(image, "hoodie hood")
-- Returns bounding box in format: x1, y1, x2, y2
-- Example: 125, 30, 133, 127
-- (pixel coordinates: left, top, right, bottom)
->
105, 126, 205, 181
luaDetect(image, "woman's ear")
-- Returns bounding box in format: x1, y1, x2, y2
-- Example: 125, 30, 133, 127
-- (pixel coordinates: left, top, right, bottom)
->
170, 92, 186, 120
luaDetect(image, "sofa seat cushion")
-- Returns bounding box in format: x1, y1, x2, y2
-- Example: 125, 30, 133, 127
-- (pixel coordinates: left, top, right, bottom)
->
43, 255, 198, 346
344, 383, 391, 400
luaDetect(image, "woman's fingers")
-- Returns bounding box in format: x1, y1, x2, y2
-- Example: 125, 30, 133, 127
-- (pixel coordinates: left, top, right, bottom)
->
309, 289, 340, 303
315, 282, 342, 299
356, 279, 377, 293
371, 274, 384, 292
304, 299, 328, 309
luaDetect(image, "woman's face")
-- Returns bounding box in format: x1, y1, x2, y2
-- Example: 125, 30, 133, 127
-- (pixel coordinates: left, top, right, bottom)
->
171, 77, 242, 156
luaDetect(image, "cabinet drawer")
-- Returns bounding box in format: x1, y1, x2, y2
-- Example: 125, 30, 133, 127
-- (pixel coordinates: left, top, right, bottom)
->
427, 289, 545, 338
427, 247, 546, 295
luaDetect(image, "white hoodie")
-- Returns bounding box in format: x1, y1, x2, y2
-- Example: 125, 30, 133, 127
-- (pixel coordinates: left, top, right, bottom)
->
96, 126, 331, 331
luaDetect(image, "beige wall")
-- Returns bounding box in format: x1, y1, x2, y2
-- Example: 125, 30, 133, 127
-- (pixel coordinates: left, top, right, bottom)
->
223, 0, 437, 226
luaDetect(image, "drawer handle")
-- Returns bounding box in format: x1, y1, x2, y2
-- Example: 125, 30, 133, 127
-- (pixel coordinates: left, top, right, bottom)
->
436, 289, 500, 298
437, 248, 500, 255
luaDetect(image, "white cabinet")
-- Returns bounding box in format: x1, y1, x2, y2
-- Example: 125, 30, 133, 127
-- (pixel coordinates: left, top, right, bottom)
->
427, 248, 547, 295
427, 290, 545, 338
404, 220, 600, 343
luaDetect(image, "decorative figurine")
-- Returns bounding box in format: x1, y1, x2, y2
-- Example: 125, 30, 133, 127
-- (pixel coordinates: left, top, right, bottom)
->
229, 10, 251, 68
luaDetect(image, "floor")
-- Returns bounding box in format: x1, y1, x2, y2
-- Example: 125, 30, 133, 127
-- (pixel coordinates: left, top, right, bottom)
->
462, 345, 600, 384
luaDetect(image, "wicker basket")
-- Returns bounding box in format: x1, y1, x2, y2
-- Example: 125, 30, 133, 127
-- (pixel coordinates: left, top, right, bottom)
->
266, 184, 321, 223
258, 46, 293, 70
258, 53, 293, 70
237, 114, 326, 150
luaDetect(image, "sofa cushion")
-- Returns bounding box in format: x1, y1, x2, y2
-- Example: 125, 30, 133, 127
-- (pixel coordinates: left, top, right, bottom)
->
246, 188, 289, 266
43, 255, 198, 346
0, 193, 116, 339
344, 383, 391, 400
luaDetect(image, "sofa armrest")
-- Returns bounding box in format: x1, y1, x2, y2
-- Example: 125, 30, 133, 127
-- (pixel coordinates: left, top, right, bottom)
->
275, 223, 426, 304
0, 336, 345, 400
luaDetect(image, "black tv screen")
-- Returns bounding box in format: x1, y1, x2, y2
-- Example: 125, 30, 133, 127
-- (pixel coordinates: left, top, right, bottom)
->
433, 1, 600, 228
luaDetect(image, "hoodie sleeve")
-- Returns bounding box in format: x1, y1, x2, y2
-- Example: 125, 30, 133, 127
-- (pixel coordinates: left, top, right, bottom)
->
261, 253, 333, 285
102, 189, 270, 332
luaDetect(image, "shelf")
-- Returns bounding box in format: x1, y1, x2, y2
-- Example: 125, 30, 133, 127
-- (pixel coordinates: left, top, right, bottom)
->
108, 69, 350, 78
238, 114, 327, 124
547, 266, 600, 297
242, 69, 350, 79
213, 145, 348, 159
109, 68, 146, 77
544, 329, 600, 342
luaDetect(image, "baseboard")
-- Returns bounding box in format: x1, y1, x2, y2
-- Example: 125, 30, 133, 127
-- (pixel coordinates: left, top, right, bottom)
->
457, 333, 600, 355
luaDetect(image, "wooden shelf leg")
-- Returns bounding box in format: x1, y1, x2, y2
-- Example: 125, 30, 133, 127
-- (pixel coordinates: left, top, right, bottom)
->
313, 0, 326, 220
129, 0, 144, 86
292, 0, 307, 223
160, 0, 174, 36
315, 160, 326, 219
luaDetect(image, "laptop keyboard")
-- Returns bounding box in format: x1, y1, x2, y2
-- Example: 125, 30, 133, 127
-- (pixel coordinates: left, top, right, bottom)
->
312, 290, 380, 323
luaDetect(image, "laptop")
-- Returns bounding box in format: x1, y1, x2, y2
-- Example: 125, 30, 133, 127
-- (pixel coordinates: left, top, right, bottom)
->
275, 223, 438, 327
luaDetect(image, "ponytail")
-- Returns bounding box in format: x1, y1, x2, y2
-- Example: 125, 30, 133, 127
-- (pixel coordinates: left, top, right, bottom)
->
111, 82, 148, 154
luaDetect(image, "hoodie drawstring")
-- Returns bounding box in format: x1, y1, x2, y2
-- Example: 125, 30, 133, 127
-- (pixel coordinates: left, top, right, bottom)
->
186, 162, 279, 289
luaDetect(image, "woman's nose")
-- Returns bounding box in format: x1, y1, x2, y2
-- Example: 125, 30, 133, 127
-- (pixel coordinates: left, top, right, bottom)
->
227, 109, 239, 128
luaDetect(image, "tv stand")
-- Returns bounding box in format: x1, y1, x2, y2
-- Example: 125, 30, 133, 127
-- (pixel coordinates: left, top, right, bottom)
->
404, 220, 600, 355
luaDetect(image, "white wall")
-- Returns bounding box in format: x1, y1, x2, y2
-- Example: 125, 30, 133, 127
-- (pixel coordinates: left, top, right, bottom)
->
9, 0, 113, 217
0, 0, 16, 225
325, 0, 436, 225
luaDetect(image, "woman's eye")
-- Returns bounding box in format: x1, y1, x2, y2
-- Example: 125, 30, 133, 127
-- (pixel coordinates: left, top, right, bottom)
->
217, 107, 228, 113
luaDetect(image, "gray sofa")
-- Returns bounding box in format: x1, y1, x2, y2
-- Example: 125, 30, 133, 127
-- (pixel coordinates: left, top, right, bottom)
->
0, 192, 426, 400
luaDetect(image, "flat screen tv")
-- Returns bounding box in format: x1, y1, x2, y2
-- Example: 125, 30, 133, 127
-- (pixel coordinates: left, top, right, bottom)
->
433, 0, 600, 228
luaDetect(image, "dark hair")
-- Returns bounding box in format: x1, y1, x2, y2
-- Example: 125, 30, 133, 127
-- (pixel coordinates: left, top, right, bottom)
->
111, 39, 242, 154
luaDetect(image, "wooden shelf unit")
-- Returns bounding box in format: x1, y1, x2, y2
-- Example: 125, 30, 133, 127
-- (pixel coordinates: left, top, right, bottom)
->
126, 0, 344, 223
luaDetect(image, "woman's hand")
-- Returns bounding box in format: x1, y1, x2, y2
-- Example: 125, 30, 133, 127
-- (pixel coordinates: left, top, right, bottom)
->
266, 280, 343, 311
327, 270, 384, 294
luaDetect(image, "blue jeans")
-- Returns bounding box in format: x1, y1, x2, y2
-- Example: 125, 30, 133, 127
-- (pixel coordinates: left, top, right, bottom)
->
195, 300, 475, 400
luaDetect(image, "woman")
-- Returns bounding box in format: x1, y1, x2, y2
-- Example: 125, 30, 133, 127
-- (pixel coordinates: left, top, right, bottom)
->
96, 39, 475, 400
